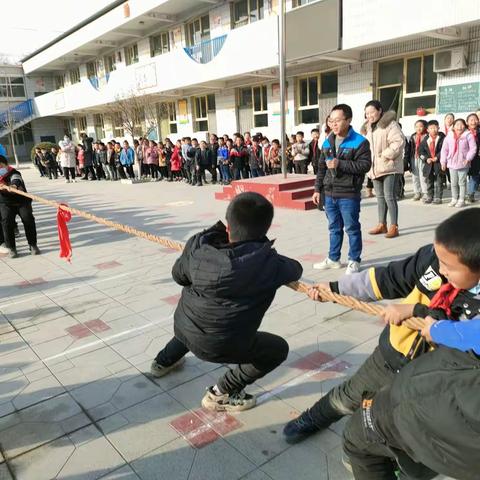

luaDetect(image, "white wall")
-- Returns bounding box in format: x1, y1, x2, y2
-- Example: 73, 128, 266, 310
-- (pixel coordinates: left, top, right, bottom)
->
337, 62, 374, 131
31, 117, 66, 144
33, 17, 279, 119
214, 88, 238, 136
343, 0, 480, 50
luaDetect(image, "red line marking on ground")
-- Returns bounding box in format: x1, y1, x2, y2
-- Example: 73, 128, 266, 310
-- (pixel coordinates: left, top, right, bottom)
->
84, 319, 111, 333
298, 254, 325, 262
170, 408, 243, 449
95, 260, 122, 270
16, 277, 47, 288
161, 294, 181, 305
66, 324, 92, 339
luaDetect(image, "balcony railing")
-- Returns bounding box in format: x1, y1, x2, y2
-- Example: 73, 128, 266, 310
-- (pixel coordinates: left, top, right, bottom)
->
0, 99, 34, 134
184, 35, 227, 64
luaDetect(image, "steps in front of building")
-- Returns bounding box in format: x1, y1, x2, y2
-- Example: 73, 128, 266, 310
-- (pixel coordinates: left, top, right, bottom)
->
214, 174, 317, 211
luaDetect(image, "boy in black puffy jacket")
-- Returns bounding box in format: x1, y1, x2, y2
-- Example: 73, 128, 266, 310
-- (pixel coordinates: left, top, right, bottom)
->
151, 192, 303, 412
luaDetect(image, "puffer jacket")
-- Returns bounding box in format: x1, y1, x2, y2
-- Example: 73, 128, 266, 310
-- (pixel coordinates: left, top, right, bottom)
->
315, 126, 371, 198
172, 222, 303, 360
363, 110, 405, 180
440, 130, 477, 171
371, 347, 480, 480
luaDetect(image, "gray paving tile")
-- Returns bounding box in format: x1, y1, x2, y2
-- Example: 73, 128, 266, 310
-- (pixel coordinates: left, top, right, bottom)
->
0, 393, 90, 459
131, 437, 256, 480
10, 425, 125, 480
103, 393, 184, 461
70, 368, 161, 419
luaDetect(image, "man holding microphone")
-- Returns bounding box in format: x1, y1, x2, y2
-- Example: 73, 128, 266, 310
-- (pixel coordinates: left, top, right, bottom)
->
312, 104, 371, 275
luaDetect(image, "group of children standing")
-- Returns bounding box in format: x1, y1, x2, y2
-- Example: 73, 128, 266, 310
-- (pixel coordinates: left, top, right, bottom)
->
405, 112, 480, 207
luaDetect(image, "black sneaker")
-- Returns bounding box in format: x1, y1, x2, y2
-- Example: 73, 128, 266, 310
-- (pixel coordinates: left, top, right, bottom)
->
283, 409, 321, 444
9, 249, 18, 259
30, 245, 41, 255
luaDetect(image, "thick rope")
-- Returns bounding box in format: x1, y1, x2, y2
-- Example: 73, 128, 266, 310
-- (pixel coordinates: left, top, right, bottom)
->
0, 185, 426, 331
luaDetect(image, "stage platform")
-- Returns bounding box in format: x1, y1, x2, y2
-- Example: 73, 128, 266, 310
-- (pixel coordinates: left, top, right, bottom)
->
215, 174, 316, 210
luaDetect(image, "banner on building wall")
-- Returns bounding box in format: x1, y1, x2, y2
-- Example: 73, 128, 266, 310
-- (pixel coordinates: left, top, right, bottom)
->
272, 82, 289, 116
35, 78, 46, 92
54, 93, 65, 110
135, 64, 157, 90
178, 99, 189, 124
172, 27, 182, 46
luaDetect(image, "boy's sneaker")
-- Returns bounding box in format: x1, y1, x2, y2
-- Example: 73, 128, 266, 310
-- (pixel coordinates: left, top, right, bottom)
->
313, 257, 342, 270
29, 245, 41, 255
150, 357, 185, 378
345, 260, 360, 275
201, 387, 256, 412
412, 193, 421, 201
0, 243, 9, 254
283, 409, 321, 444
466, 194, 475, 204
432, 198, 442, 205
455, 200, 465, 208
424, 197, 433, 204
448, 199, 457, 207
9, 249, 18, 259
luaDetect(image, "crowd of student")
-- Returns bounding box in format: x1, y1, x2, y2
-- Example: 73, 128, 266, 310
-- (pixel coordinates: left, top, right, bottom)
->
32, 128, 327, 186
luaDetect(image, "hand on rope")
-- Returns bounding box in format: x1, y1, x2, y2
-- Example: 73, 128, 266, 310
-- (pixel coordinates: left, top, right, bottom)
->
0, 184, 426, 332
296, 281, 427, 332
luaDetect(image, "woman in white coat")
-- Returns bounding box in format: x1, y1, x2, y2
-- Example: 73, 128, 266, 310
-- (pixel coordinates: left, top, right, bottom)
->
58, 135, 77, 183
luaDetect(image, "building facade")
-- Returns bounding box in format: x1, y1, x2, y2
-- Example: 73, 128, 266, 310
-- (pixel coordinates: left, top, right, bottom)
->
3, 0, 480, 157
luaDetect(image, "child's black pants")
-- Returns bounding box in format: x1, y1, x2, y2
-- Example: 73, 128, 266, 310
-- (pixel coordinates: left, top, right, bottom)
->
155, 332, 289, 394
308, 347, 396, 428
342, 394, 437, 480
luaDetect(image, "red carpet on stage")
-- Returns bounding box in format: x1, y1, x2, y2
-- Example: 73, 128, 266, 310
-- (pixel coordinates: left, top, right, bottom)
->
215, 174, 316, 210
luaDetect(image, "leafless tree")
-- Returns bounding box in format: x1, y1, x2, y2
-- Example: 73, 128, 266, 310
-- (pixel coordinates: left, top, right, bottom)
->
105, 89, 162, 143
1, 98, 20, 168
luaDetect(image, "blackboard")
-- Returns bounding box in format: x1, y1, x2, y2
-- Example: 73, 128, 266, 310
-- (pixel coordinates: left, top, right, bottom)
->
438, 82, 480, 114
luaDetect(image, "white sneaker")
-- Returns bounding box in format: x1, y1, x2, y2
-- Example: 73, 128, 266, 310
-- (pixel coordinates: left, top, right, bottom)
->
313, 257, 342, 270
0, 243, 9, 254
455, 200, 465, 208
448, 200, 457, 207
65, 179, 70, 183
346, 261, 360, 275
71, 179, 76, 183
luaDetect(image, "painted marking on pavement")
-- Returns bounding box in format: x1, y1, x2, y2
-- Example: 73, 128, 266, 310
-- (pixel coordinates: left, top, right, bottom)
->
43, 314, 173, 363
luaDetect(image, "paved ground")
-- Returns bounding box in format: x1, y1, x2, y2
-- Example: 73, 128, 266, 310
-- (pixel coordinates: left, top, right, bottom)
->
0, 168, 460, 480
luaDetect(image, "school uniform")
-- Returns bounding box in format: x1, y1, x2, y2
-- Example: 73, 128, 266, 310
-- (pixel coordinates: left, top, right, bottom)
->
419, 132, 446, 202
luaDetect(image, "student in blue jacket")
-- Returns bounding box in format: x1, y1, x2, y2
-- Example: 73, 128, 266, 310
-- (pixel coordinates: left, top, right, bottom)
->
119, 140, 135, 179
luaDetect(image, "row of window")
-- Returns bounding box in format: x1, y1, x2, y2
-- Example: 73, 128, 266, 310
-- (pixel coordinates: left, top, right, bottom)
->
0, 76, 26, 98
69, 55, 440, 140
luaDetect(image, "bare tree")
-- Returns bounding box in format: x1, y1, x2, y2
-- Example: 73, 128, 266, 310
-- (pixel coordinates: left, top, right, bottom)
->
105, 89, 161, 143
1, 98, 20, 168
105, 90, 168, 179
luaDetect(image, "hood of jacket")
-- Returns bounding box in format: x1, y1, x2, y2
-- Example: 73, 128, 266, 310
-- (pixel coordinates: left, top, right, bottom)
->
190, 225, 278, 298
362, 110, 398, 133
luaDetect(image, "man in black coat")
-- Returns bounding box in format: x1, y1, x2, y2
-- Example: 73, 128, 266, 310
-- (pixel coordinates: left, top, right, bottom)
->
0, 155, 40, 258
150, 192, 303, 412
194, 140, 213, 186
80, 132, 97, 180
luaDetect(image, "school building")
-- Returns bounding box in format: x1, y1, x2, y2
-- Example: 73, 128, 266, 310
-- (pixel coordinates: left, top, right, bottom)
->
4, 0, 480, 160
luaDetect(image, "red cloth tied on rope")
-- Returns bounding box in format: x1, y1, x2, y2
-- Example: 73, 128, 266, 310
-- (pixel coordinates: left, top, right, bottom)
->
428, 283, 460, 317
57, 204, 72, 262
